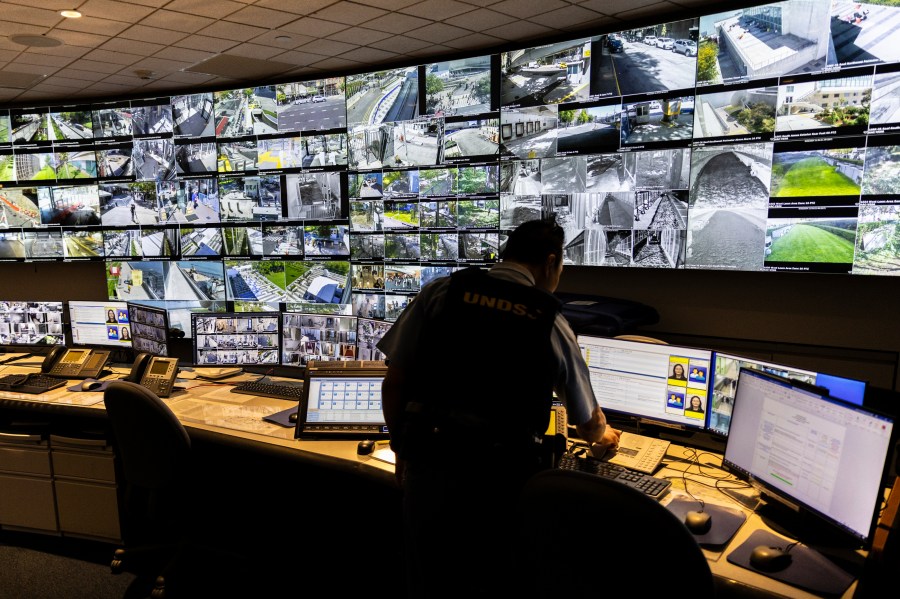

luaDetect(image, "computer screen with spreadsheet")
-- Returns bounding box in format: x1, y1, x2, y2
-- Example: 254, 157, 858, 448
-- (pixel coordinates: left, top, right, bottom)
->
724, 368, 894, 548
577, 335, 713, 431
68, 300, 133, 348
295, 361, 388, 439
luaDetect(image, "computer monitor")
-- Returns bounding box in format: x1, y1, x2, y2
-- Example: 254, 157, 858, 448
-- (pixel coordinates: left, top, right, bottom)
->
295, 360, 389, 439
68, 300, 132, 348
356, 317, 392, 361
577, 335, 713, 431
0, 301, 65, 346
127, 302, 170, 356
709, 351, 868, 437
723, 368, 894, 549
280, 312, 358, 367
191, 312, 280, 365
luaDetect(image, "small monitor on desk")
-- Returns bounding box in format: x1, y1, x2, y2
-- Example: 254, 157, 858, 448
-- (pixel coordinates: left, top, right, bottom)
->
126, 302, 170, 356
0, 300, 65, 348
295, 360, 389, 439
280, 312, 358, 367
577, 335, 713, 432
724, 367, 894, 549
68, 300, 133, 348
709, 351, 867, 438
191, 312, 280, 366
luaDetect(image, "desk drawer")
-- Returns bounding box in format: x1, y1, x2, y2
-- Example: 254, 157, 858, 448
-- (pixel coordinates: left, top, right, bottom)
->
52, 451, 116, 482
0, 473, 57, 532
0, 446, 52, 476
55, 480, 120, 541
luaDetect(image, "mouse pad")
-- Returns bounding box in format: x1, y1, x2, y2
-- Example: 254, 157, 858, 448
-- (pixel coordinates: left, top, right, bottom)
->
263, 405, 298, 428
66, 380, 111, 392
666, 499, 747, 547
727, 529, 855, 596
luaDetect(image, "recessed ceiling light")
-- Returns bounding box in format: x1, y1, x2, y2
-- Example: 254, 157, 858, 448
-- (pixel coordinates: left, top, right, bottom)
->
60, 10, 82, 19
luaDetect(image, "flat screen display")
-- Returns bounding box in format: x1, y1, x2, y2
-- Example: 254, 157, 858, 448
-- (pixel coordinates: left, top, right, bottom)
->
0, 301, 64, 346
68, 300, 132, 348
191, 312, 280, 365
127, 302, 169, 356
280, 312, 358, 367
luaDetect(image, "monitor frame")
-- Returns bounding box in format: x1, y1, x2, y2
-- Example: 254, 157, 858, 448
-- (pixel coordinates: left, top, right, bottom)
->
0, 300, 65, 347
280, 312, 359, 367
190, 311, 281, 366
67, 299, 133, 349
126, 302, 170, 357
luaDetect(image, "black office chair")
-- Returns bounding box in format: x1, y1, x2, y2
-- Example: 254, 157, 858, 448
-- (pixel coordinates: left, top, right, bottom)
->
103, 380, 194, 598
515, 467, 717, 597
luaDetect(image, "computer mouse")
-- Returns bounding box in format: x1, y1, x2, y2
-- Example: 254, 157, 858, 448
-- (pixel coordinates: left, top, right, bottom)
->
288, 412, 298, 423
684, 510, 712, 534
749, 545, 793, 572
357, 439, 376, 455
80, 379, 103, 392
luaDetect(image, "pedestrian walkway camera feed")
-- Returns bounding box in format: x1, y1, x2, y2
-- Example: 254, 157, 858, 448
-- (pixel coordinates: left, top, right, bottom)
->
2, 0, 900, 307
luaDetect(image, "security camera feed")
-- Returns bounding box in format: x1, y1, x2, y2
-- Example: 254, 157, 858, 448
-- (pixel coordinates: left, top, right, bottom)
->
281, 312, 358, 366
96, 145, 134, 178
0, 188, 40, 228
393, 117, 442, 167
0, 301, 65, 346
134, 138, 176, 181
277, 78, 347, 132
501, 39, 592, 107
99, 182, 158, 226
775, 74, 872, 135
49, 109, 93, 141
63, 228, 103, 259
853, 200, 900, 275
219, 175, 281, 222
284, 172, 344, 220
348, 67, 419, 127
425, 56, 493, 117
128, 302, 169, 356
172, 93, 215, 138
500, 105, 558, 159
830, 2, 900, 67
175, 142, 217, 174
131, 103, 173, 137
443, 118, 500, 160
192, 312, 280, 365
256, 136, 304, 170
41, 185, 101, 226
92, 105, 132, 138
217, 140, 257, 173
107, 260, 226, 301
11, 110, 49, 144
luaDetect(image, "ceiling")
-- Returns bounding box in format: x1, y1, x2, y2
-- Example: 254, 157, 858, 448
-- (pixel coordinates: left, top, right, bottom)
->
0, 0, 730, 107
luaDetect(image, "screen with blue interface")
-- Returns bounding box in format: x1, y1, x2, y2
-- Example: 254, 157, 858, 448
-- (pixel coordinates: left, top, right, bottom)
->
708, 351, 867, 436
297, 363, 388, 437
68, 300, 132, 348
577, 335, 713, 430
724, 368, 893, 547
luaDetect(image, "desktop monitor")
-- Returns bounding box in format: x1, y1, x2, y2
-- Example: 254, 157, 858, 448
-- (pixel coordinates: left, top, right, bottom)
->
708, 351, 868, 437
127, 302, 170, 356
0, 301, 65, 346
280, 312, 358, 367
295, 360, 389, 439
68, 300, 133, 348
356, 317, 392, 361
577, 335, 713, 431
723, 368, 894, 549
191, 312, 280, 366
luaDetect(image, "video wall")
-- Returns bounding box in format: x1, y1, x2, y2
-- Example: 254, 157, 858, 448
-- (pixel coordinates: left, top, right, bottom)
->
2, 0, 900, 324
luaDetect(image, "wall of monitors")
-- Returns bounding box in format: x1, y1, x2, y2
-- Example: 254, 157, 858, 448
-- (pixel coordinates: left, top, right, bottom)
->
2, 0, 900, 323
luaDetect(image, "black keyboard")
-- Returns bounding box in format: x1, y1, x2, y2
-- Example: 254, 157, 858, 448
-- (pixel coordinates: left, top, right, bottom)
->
230, 380, 305, 401
0, 373, 67, 395
557, 453, 671, 500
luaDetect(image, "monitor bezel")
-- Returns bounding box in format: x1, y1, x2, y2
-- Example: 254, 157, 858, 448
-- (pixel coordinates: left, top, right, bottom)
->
295, 361, 389, 440
280, 311, 359, 368
67, 299, 134, 349
190, 311, 281, 366
126, 301, 170, 357
0, 300, 66, 348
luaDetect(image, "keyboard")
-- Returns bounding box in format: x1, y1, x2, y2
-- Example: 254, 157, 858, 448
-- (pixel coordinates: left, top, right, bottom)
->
557, 453, 671, 500
230, 380, 305, 401
0, 373, 68, 395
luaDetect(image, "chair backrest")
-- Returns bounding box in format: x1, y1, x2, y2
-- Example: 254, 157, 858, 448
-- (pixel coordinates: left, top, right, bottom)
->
103, 380, 191, 492
515, 468, 716, 597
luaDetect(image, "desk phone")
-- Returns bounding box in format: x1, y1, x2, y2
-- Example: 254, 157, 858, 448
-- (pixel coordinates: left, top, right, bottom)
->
607, 432, 670, 475
42, 347, 111, 379
125, 352, 179, 397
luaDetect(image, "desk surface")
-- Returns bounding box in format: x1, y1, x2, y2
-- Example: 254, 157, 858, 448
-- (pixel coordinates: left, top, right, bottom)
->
0, 355, 864, 599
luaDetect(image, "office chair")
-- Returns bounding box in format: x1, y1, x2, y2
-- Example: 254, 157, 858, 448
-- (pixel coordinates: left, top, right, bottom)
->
515, 468, 716, 597
103, 380, 193, 598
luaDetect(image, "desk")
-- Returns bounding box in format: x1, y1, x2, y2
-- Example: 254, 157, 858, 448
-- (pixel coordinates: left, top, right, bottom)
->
0, 357, 871, 598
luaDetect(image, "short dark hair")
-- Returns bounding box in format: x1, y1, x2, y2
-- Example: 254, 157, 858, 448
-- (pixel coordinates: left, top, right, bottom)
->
501, 218, 564, 266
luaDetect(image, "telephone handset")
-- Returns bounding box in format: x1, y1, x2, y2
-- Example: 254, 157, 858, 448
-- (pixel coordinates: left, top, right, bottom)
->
42, 346, 111, 379
125, 352, 179, 397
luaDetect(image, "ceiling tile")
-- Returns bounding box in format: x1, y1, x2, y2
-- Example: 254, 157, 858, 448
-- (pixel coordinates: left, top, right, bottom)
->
0, 38, 24, 52
444, 8, 517, 31
119, 25, 190, 45
311, 2, 389, 26
490, 0, 569, 19
0, 21, 46, 38
271, 50, 332, 67
0, 50, 21, 63
3, 0, 82, 10
353, 0, 420, 9
226, 43, 286, 60
339, 46, 399, 64
54, 68, 110, 82
364, 13, 431, 35
400, 0, 474, 21
82, 48, 146, 66
68, 59, 130, 74
616, 2, 681, 22
309, 55, 364, 71
102, 73, 151, 86
253, 0, 337, 14
79, 0, 156, 22
164, 0, 246, 19
223, 6, 300, 29
41, 77, 95, 90
195, 20, 269, 42
153, 46, 217, 64
44, 30, 111, 48
19, 44, 92, 59
157, 70, 219, 84
368, 35, 432, 54
440, 32, 505, 50
85, 81, 136, 92
577, 0, 658, 14
455, 0, 504, 6
0, 63, 49, 76
251, 30, 316, 49
58, 16, 132, 37
118, 0, 172, 6
531, 5, 606, 30
137, 10, 216, 34
101, 38, 167, 57
15, 53, 73, 68
298, 38, 360, 57
484, 20, 554, 41
328, 27, 393, 46
0, 4, 64, 27
130, 56, 197, 73
404, 44, 454, 58
280, 17, 350, 37
404, 22, 472, 44
173, 35, 239, 53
